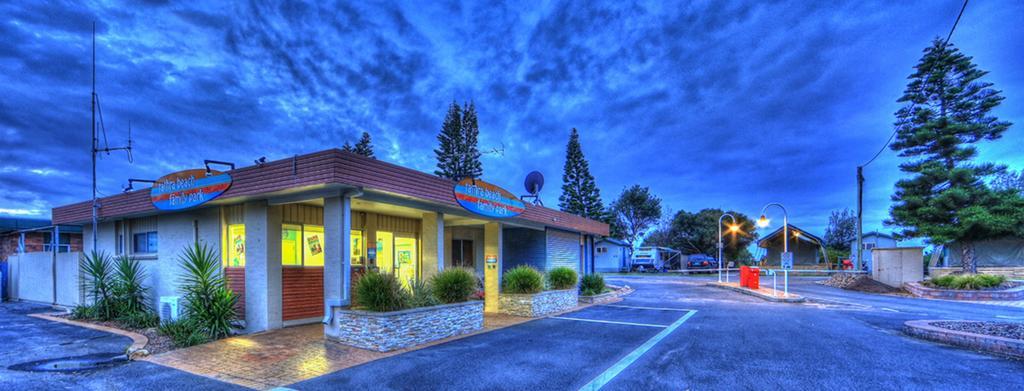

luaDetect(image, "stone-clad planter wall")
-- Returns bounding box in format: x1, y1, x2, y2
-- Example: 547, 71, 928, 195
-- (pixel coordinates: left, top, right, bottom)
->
326, 301, 483, 352
904, 320, 1024, 359
500, 289, 577, 317
905, 282, 1024, 301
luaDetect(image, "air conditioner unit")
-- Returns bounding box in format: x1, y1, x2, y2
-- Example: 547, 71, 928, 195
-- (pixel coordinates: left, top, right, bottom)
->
159, 296, 182, 322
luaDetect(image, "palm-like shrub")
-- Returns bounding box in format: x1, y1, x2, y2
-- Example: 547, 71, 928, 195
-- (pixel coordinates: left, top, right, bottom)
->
408, 278, 440, 308
502, 265, 543, 294
80, 250, 115, 320
178, 243, 238, 339
112, 254, 150, 315
355, 271, 408, 312
547, 267, 578, 290
158, 319, 209, 347
580, 273, 606, 296
431, 268, 477, 303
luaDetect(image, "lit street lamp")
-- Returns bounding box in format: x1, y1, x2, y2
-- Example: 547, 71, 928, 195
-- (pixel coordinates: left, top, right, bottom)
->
718, 213, 737, 283
758, 202, 791, 296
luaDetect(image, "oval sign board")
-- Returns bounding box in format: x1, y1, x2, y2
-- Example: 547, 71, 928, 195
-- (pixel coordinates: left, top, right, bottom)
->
151, 169, 232, 211
454, 178, 526, 218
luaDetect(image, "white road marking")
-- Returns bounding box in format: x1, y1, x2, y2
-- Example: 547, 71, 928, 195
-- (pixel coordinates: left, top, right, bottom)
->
996, 315, 1024, 320
551, 317, 668, 328
599, 304, 694, 312
578, 310, 698, 390
881, 307, 900, 313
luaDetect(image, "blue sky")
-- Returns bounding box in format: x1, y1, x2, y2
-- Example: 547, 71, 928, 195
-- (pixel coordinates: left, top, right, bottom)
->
1, 1, 1022, 242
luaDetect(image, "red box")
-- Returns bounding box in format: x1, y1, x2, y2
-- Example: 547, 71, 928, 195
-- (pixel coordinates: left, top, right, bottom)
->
739, 266, 750, 287
749, 267, 760, 289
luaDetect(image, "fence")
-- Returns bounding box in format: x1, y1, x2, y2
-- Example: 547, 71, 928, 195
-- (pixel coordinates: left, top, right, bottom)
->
5, 252, 83, 307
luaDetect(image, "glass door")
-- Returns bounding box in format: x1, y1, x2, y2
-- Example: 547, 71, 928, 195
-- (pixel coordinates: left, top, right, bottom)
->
376, 231, 395, 275
394, 234, 418, 289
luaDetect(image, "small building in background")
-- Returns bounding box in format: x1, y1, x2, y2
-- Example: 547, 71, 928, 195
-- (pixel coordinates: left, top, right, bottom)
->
931, 238, 1024, 278
849, 231, 899, 271
1, 217, 83, 261
594, 238, 629, 272
756, 224, 825, 267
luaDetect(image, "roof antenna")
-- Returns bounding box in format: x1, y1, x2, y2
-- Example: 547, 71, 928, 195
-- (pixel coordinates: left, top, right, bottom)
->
90, 21, 134, 249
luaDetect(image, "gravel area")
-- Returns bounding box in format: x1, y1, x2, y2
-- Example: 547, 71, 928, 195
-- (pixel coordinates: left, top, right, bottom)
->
819, 273, 900, 293
931, 321, 1024, 340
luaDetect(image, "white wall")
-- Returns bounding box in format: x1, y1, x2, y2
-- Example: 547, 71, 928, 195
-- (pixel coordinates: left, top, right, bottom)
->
595, 243, 626, 272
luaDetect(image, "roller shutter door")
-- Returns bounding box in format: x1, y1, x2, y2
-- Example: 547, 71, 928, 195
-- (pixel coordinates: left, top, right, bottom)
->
546, 229, 580, 272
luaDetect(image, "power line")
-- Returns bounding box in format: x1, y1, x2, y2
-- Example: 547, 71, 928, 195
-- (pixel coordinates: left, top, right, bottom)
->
861, 0, 969, 168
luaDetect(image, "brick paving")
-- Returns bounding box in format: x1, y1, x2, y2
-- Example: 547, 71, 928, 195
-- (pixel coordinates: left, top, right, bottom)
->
145, 313, 535, 390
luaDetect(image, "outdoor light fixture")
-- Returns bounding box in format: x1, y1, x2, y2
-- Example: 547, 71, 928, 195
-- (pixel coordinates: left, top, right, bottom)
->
757, 215, 770, 228
759, 202, 791, 296
728, 224, 741, 233
123, 178, 156, 193
718, 212, 737, 283
203, 159, 236, 174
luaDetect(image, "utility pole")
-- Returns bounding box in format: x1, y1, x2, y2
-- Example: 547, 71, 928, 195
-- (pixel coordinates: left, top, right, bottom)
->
856, 166, 864, 271
91, 22, 98, 251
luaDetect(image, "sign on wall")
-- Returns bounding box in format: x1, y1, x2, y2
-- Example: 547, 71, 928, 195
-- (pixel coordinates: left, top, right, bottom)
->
151, 169, 232, 211
453, 178, 526, 218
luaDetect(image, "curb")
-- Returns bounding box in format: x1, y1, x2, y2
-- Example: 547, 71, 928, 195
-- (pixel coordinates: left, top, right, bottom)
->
29, 313, 150, 359
904, 282, 1024, 301
705, 282, 806, 303
903, 320, 1024, 360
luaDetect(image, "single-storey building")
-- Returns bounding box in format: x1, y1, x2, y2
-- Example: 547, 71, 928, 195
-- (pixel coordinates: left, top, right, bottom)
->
848, 231, 898, 270
51, 149, 608, 334
756, 224, 824, 267
1, 218, 83, 261
594, 238, 629, 272
931, 238, 1024, 278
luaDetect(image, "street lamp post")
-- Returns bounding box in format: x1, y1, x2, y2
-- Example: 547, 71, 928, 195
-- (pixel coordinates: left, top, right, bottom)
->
718, 213, 737, 283
757, 202, 790, 296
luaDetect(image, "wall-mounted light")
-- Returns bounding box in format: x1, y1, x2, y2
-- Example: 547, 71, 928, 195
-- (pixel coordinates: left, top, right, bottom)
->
254, 157, 267, 168
204, 159, 236, 174
123, 178, 156, 193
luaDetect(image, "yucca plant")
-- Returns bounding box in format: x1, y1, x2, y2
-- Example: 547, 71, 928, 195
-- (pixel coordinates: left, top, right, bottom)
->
112, 254, 150, 316
547, 267, 578, 290
408, 278, 440, 308
354, 271, 408, 312
430, 268, 477, 303
502, 265, 543, 294
178, 243, 238, 340
80, 250, 115, 320
580, 273, 606, 296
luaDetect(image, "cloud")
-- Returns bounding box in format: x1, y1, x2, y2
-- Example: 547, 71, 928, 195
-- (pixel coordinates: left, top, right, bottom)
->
0, 0, 1021, 245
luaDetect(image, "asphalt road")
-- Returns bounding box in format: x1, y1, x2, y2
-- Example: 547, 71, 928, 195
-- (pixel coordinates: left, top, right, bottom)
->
0, 301, 243, 391
294, 275, 1024, 391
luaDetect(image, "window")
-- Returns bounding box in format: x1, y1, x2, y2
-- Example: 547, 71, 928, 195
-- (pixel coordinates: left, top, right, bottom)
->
597, 247, 607, 254
226, 224, 246, 267
348, 229, 362, 265
133, 232, 158, 254
451, 239, 474, 268
864, 243, 876, 250
282, 224, 303, 266
303, 225, 326, 267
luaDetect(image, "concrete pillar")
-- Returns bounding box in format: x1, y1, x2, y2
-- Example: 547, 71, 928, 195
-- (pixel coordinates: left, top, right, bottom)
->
483, 222, 502, 313
244, 201, 283, 333
421, 212, 445, 279
323, 195, 352, 323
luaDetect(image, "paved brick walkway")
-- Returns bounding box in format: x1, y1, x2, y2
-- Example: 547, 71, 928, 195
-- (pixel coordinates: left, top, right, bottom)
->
145, 313, 532, 390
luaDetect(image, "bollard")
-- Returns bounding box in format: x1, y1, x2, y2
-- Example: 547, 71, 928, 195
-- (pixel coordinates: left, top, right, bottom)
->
749, 267, 760, 290
739, 266, 750, 287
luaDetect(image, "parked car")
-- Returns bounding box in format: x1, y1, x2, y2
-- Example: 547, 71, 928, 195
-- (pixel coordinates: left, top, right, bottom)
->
686, 254, 718, 272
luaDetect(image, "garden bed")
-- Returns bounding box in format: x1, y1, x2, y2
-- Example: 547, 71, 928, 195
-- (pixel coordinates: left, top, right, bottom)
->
819, 273, 901, 294
326, 300, 483, 352
904, 320, 1024, 359
578, 284, 633, 304
904, 281, 1024, 301
499, 289, 578, 317
54, 313, 177, 356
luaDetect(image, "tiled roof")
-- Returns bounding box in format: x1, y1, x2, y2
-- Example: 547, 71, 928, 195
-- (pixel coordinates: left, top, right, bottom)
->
53, 149, 609, 236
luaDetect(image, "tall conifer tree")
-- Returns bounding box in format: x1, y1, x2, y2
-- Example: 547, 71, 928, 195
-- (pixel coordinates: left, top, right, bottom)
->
434, 102, 463, 179
353, 131, 374, 158
461, 101, 483, 179
887, 39, 1020, 273
559, 128, 604, 219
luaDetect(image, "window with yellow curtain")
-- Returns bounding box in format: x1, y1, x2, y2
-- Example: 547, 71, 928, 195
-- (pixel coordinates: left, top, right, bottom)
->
226, 224, 246, 267
303, 225, 325, 267
282, 224, 302, 266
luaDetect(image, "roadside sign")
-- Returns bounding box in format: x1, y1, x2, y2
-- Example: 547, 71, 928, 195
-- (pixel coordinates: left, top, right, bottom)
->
781, 252, 794, 270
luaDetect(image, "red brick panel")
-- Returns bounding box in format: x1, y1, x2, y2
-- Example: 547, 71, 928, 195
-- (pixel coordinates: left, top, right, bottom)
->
224, 267, 246, 319
282, 267, 324, 321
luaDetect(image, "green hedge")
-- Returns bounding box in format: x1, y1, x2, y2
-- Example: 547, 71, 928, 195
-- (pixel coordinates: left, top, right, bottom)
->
580, 274, 606, 296
503, 265, 543, 294
929, 274, 1006, 290
547, 267, 578, 290
431, 268, 478, 303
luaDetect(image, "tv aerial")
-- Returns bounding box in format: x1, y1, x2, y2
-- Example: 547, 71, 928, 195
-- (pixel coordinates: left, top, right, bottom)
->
521, 171, 544, 206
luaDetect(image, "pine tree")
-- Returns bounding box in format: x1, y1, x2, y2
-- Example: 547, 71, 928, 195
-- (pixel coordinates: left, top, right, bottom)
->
559, 128, 604, 219
461, 101, 483, 179
434, 101, 463, 179
887, 39, 1019, 273
353, 131, 374, 158
342, 141, 353, 152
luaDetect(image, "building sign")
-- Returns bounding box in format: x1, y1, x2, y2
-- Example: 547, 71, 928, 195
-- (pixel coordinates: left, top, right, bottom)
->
453, 178, 526, 218
151, 169, 232, 211
781, 252, 794, 270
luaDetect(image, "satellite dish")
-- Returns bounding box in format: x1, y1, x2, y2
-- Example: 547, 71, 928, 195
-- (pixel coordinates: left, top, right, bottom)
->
521, 171, 544, 206
525, 171, 544, 195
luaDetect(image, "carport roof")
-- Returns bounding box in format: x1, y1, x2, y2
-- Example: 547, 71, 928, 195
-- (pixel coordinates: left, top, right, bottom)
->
52, 149, 609, 236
